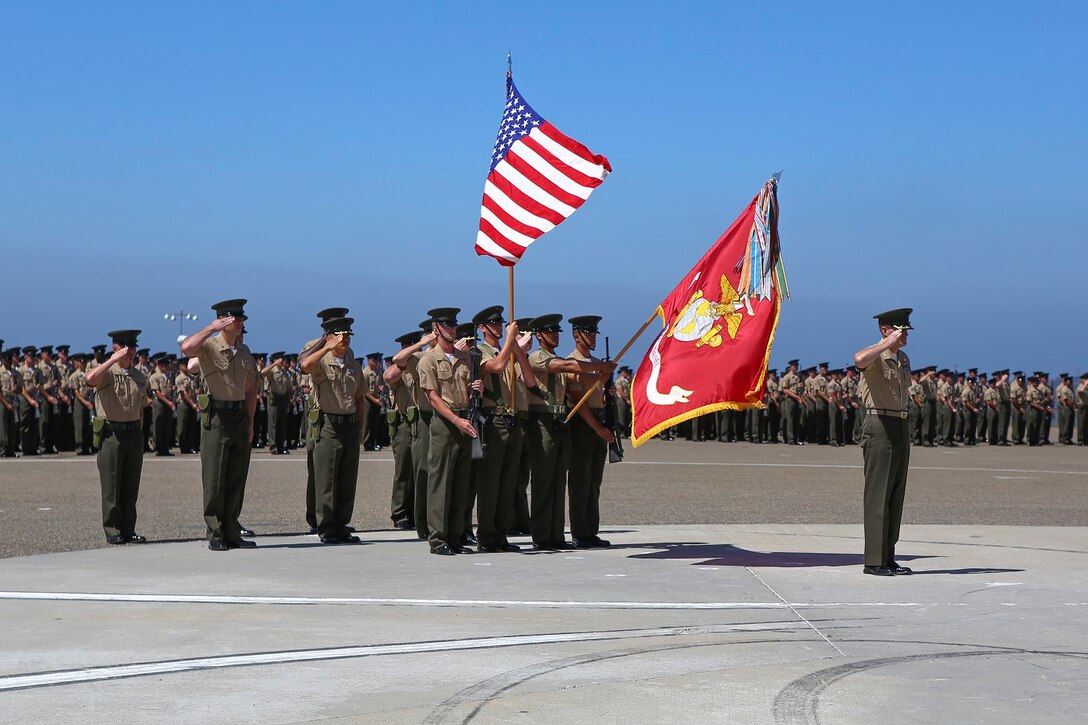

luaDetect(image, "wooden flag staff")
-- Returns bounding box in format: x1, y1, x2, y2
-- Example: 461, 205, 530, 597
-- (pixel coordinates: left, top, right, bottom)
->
564, 309, 660, 423
508, 265, 516, 410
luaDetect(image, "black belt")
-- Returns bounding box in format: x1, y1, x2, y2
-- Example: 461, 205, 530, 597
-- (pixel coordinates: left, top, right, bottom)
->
325, 412, 358, 425
867, 408, 908, 419
448, 408, 468, 417
107, 420, 141, 431
418, 410, 433, 423
211, 399, 246, 410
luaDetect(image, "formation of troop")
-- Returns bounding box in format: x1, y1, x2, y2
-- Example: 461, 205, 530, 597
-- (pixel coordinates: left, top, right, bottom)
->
640, 362, 1088, 449
0, 301, 626, 556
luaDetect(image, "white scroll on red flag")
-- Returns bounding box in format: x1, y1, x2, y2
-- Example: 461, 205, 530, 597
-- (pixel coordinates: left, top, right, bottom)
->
630, 176, 790, 446
474, 74, 611, 266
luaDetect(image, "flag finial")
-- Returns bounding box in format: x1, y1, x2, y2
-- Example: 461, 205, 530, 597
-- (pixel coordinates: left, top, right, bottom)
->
507, 52, 512, 78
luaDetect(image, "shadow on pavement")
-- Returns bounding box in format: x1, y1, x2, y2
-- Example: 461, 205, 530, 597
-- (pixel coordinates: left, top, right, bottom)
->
620, 542, 932, 568
910, 567, 1024, 575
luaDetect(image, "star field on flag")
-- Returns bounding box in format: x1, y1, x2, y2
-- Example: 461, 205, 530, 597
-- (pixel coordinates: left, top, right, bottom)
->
474, 75, 611, 266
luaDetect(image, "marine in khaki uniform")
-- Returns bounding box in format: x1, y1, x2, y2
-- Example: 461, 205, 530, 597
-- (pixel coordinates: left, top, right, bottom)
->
813, 362, 830, 444
1009, 372, 1026, 444
1076, 373, 1088, 446
959, 376, 980, 445
86, 330, 149, 545
935, 370, 957, 447
565, 315, 617, 548
779, 359, 804, 445
996, 369, 1012, 445
36, 346, 62, 454
17, 347, 42, 456
919, 366, 937, 446
510, 317, 536, 536
827, 369, 846, 446
181, 299, 258, 551
54, 345, 75, 452
471, 305, 536, 552
974, 372, 989, 442
384, 330, 425, 531
984, 373, 1002, 444
416, 307, 480, 555
69, 354, 95, 455
299, 307, 354, 533
0, 348, 21, 457
1039, 372, 1054, 444
175, 359, 200, 454
388, 322, 437, 541
1055, 374, 1075, 445
148, 354, 176, 456
907, 372, 924, 444
262, 352, 293, 454
854, 307, 914, 577
525, 314, 615, 551
301, 317, 368, 544
361, 354, 385, 452
1024, 374, 1045, 446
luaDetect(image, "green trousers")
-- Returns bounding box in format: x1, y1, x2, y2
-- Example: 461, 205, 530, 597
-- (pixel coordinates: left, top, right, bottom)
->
313, 417, 360, 538
268, 394, 288, 450
937, 404, 953, 444
1077, 404, 1087, 444
18, 398, 40, 454
568, 415, 606, 540
513, 427, 532, 533
304, 397, 316, 529
1, 402, 16, 455
427, 415, 472, 550
782, 398, 800, 444
97, 426, 144, 537
475, 414, 524, 548
177, 404, 198, 452
411, 414, 431, 538
525, 411, 570, 547
73, 403, 93, 453
389, 416, 414, 526
201, 407, 251, 543
998, 402, 1010, 443
860, 414, 910, 567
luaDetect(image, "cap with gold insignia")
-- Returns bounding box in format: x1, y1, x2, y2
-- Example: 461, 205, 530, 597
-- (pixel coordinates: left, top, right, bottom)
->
529, 314, 563, 333
320, 317, 354, 335
818, 361, 829, 369
56, 345, 70, 353
472, 305, 505, 326
108, 330, 141, 347
418, 319, 434, 332
136, 348, 149, 357
21, 346, 37, 356
786, 359, 799, 367
39, 345, 53, 354
317, 307, 349, 322
365, 351, 383, 361
569, 315, 602, 333
3, 347, 21, 358
91, 344, 107, 354
211, 298, 248, 320
427, 307, 460, 326
515, 317, 534, 333
395, 331, 423, 347
455, 323, 476, 340
874, 308, 913, 329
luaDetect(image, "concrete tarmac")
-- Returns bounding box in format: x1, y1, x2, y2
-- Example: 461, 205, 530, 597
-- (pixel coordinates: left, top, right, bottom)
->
1, 440, 1086, 723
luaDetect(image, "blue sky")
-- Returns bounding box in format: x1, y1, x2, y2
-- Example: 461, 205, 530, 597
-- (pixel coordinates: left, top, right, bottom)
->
2, 1, 1085, 374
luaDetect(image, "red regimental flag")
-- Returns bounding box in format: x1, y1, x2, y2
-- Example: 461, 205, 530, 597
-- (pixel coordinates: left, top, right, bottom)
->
630, 177, 788, 446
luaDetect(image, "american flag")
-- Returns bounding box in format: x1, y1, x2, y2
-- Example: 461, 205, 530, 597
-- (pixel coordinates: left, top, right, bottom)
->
474, 75, 611, 266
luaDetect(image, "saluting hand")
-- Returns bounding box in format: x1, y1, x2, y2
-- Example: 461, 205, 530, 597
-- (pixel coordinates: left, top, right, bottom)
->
210, 315, 235, 332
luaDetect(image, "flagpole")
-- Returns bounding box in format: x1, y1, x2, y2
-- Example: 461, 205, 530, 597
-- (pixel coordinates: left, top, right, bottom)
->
508, 265, 517, 411
565, 309, 659, 423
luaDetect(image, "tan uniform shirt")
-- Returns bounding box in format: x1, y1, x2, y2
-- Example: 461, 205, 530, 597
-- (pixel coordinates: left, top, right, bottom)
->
1057, 382, 1074, 408
309, 353, 367, 415
1010, 381, 1024, 407
197, 334, 255, 401
813, 374, 828, 403
921, 377, 936, 401
908, 381, 923, 405
148, 371, 172, 403
857, 348, 911, 412
175, 373, 195, 407
984, 386, 1000, 407
263, 365, 291, 396
417, 346, 471, 410
93, 366, 148, 422
528, 348, 567, 412
37, 361, 60, 399
68, 369, 91, 403
1, 366, 19, 404
18, 364, 40, 399
937, 380, 953, 406
779, 371, 803, 399
477, 342, 521, 412
1076, 381, 1088, 406
407, 351, 433, 413
959, 383, 979, 410
565, 349, 604, 411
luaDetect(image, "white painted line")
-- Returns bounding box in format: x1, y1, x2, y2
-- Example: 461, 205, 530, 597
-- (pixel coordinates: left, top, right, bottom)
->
36, 507, 52, 511
0, 590, 941, 610
0, 621, 806, 691
746, 567, 846, 657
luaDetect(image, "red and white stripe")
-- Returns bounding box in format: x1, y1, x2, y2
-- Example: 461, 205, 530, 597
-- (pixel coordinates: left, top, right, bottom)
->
475, 121, 611, 266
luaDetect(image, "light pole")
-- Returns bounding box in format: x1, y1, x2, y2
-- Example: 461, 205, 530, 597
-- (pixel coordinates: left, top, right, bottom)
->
164, 311, 199, 345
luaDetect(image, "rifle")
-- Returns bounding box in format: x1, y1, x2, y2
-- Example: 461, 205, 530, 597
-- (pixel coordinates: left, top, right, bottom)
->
599, 337, 624, 463
466, 330, 486, 461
